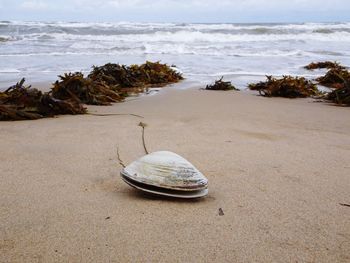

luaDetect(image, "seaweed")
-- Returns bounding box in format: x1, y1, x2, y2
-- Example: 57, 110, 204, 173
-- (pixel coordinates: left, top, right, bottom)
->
133, 61, 183, 85
316, 67, 350, 89
0, 78, 86, 121
248, 75, 319, 98
0, 61, 182, 121
89, 63, 140, 88
325, 74, 350, 106
205, 77, 238, 91
51, 72, 124, 105
304, 61, 345, 70
319, 64, 350, 105
88, 61, 183, 88
54, 61, 183, 105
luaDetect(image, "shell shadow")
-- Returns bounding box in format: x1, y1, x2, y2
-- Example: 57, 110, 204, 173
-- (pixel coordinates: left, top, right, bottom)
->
123, 187, 211, 203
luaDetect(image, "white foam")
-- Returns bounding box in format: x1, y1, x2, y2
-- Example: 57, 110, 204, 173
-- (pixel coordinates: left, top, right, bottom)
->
0, 68, 21, 73
18, 30, 350, 44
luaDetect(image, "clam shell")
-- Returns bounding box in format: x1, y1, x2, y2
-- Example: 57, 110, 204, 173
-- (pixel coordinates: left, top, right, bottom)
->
121, 174, 208, 198
121, 151, 208, 198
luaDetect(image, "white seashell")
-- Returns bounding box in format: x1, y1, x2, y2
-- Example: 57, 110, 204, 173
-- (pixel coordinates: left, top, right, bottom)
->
121, 151, 208, 198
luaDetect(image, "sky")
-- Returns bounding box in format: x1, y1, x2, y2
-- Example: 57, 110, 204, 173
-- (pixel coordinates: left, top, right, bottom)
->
0, 0, 349, 23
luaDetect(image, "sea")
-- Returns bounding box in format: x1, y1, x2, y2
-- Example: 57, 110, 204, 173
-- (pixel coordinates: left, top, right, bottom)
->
1, 21, 350, 89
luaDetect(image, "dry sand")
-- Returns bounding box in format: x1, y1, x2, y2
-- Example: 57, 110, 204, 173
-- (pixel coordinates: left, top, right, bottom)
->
1, 85, 350, 262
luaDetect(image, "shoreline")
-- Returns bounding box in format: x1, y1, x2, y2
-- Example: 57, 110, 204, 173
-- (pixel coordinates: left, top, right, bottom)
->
1, 85, 349, 262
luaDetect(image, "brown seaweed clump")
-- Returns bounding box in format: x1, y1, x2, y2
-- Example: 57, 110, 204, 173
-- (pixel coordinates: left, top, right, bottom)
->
316, 68, 350, 89
205, 77, 238, 91
53, 61, 183, 105
248, 75, 319, 98
326, 85, 350, 106
0, 78, 86, 121
51, 72, 124, 105
89, 63, 141, 89
134, 61, 184, 85
325, 76, 350, 106
89, 61, 183, 89
0, 61, 183, 121
304, 61, 345, 70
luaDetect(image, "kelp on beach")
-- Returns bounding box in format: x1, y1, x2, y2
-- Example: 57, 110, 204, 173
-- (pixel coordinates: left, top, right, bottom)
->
316, 67, 350, 90
304, 61, 345, 70
303, 61, 350, 90
90, 61, 183, 87
308, 62, 350, 105
52, 61, 183, 105
326, 84, 350, 106
51, 72, 124, 106
205, 77, 238, 91
0, 61, 183, 121
323, 73, 350, 106
248, 75, 319, 98
2, 60, 350, 121
0, 78, 86, 121
247, 61, 350, 105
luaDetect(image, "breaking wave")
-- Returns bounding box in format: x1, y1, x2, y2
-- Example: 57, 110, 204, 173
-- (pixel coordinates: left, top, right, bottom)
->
1, 21, 349, 84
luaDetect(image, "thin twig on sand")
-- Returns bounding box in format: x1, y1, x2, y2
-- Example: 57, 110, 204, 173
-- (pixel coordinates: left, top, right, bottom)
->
116, 147, 126, 168
138, 122, 149, 154
87, 113, 144, 118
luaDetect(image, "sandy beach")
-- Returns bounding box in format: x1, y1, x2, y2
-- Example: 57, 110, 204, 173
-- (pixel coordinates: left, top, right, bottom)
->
0, 84, 350, 262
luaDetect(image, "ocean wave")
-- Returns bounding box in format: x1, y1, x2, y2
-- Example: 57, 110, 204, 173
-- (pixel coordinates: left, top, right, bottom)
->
3, 21, 350, 38
0, 68, 21, 73
14, 30, 350, 44
1, 21, 350, 82
0, 35, 17, 42
5, 20, 350, 29
36, 34, 56, 40
0, 47, 309, 58
306, 50, 347, 56
2, 29, 349, 59
0, 51, 113, 57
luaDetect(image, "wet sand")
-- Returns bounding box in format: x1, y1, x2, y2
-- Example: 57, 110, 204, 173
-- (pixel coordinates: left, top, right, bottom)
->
1, 85, 350, 262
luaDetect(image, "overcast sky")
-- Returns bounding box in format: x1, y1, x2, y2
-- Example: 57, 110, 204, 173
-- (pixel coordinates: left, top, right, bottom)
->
0, 0, 349, 23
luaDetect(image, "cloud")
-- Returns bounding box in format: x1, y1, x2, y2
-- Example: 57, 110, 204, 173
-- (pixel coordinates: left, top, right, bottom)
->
69, 0, 350, 11
1, 0, 349, 22
20, 0, 49, 10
